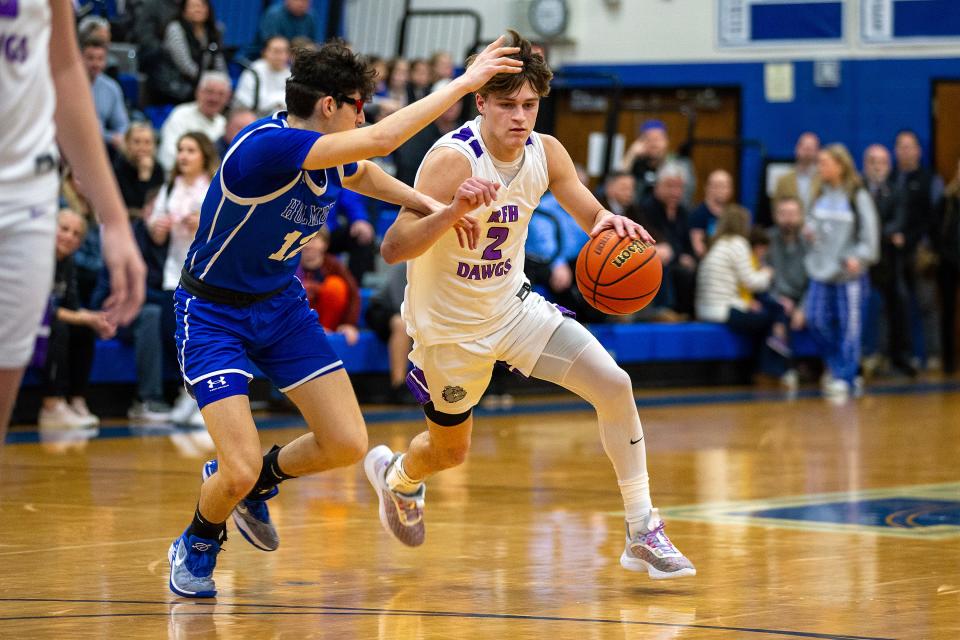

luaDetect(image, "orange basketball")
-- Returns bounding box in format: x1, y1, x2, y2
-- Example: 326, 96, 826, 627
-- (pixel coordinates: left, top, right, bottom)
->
575, 229, 662, 315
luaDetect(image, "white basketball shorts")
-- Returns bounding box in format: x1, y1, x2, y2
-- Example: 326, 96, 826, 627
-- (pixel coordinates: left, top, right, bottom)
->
408, 290, 565, 413
0, 200, 58, 368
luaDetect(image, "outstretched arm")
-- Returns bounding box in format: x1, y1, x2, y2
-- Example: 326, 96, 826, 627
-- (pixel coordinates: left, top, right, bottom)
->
342, 160, 439, 214
302, 37, 521, 170
543, 135, 655, 243
380, 148, 498, 264
49, 0, 145, 326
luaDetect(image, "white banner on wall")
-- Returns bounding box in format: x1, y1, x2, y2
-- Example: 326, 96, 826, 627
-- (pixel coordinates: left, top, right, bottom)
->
862, 0, 894, 42
718, 0, 845, 47
719, 0, 751, 45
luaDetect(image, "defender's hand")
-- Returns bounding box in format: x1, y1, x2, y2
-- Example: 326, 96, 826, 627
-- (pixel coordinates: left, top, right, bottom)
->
459, 36, 522, 91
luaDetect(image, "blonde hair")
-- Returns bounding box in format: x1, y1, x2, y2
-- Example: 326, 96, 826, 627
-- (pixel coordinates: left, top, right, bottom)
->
817, 143, 862, 198
711, 204, 751, 245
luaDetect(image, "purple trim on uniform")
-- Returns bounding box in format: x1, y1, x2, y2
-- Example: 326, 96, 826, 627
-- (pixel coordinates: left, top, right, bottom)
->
0, 1, 18, 18
555, 304, 576, 319
451, 126, 474, 142
405, 367, 431, 405
525, 137, 533, 146
468, 139, 483, 158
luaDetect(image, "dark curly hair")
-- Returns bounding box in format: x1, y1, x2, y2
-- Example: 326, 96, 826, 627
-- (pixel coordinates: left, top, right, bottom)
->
286, 40, 377, 119
466, 29, 552, 98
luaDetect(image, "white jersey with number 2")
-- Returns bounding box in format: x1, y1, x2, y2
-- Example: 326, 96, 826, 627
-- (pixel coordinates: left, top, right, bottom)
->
403, 116, 550, 346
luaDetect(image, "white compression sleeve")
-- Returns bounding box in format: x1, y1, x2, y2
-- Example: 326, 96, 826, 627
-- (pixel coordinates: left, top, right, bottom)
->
531, 319, 653, 525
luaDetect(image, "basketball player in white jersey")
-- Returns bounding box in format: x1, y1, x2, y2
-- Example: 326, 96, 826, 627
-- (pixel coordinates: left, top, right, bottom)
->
364, 31, 695, 579
0, 0, 145, 440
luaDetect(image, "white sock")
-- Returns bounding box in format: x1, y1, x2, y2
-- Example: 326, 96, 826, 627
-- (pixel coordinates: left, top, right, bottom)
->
619, 474, 653, 531
385, 454, 422, 494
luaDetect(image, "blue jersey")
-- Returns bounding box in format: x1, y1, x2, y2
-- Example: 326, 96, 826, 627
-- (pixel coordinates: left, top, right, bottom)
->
184, 112, 358, 293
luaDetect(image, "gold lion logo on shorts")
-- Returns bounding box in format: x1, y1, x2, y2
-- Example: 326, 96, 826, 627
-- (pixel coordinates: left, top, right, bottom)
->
442, 385, 467, 403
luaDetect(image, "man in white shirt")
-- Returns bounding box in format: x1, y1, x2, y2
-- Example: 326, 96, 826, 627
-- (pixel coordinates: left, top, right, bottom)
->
158, 71, 230, 171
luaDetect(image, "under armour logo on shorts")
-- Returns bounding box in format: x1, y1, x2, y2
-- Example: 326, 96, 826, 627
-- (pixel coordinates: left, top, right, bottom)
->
207, 376, 228, 391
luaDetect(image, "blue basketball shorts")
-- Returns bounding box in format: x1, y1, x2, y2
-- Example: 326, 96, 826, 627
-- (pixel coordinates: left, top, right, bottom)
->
174, 280, 344, 409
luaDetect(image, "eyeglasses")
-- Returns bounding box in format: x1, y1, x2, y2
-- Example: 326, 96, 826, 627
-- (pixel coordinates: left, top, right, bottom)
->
335, 94, 364, 115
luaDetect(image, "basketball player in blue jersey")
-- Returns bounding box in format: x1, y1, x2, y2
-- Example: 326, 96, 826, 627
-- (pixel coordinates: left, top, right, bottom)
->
364, 31, 695, 579
167, 39, 523, 598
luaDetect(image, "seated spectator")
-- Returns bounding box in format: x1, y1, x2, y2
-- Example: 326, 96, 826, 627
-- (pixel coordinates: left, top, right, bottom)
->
695, 207, 788, 379
385, 57, 411, 109
365, 263, 414, 403
804, 144, 880, 400
217, 108, 257, 159
622, 119, 696, 206
597, 171, 642, 221
298, 230, 361, 346
257, 0, 316, 51
638, 162, 697, 317
766, 196, 808, 329
149, 132, 217, 295
408, 58, 431, 102
82, 37, 129, 155
114, 123, 165, 216
935, 158, 960, 374
327, 189, 377, 285
38, 209, 116, 433
430, 50, 454, 93
689, 169, 734, 259
158, 71, 230, 171
150, 0, 227, 105
60, 167, 102, 307
131, 0, 181, 91
136, 188, 183, 420
234, 36, 292, 117
393, 100, 462, 187
149, 132, 218, 425
88, 266, 174, 425
78, 14, 111, 45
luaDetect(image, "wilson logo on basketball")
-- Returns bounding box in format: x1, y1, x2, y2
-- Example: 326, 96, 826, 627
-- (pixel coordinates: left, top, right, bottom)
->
611, 241, 649, 268
593, 233, 612, 255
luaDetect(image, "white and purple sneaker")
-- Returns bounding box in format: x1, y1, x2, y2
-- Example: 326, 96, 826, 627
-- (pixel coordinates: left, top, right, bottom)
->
620, 509, 696, 579
364, 445, 425, 547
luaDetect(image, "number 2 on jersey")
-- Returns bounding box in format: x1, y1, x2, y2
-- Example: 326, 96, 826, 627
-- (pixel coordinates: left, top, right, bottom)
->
268, 230, 319, 261
481, 227, 509, 261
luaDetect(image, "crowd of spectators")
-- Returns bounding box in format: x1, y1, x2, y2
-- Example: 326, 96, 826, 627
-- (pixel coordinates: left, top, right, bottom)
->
525, 122, 955, 402
26, 1, 960, 436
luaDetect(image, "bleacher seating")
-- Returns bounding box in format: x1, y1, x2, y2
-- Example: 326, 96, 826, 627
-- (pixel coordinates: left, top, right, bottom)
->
22, 320, 820, 385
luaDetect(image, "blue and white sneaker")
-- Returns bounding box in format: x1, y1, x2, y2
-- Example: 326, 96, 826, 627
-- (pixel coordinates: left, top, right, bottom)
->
202, 460, 279, 551
168, 529, 220, 598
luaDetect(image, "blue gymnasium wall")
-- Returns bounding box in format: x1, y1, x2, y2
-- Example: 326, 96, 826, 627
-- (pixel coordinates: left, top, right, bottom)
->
560, 57, 960, 214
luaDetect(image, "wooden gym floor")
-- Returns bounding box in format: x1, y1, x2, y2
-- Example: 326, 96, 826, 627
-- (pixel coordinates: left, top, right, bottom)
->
1, 381, 958, 639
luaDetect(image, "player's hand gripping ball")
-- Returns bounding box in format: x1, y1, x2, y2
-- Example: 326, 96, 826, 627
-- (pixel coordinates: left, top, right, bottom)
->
575, 229, 662, 314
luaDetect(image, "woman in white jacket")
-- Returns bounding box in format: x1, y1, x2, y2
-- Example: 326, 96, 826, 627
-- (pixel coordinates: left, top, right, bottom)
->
695, 206, 790, 376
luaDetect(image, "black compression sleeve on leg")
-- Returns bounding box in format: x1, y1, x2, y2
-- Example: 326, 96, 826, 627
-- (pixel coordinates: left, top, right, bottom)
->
422, 401, 472, 427
248, 444, 296, 499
